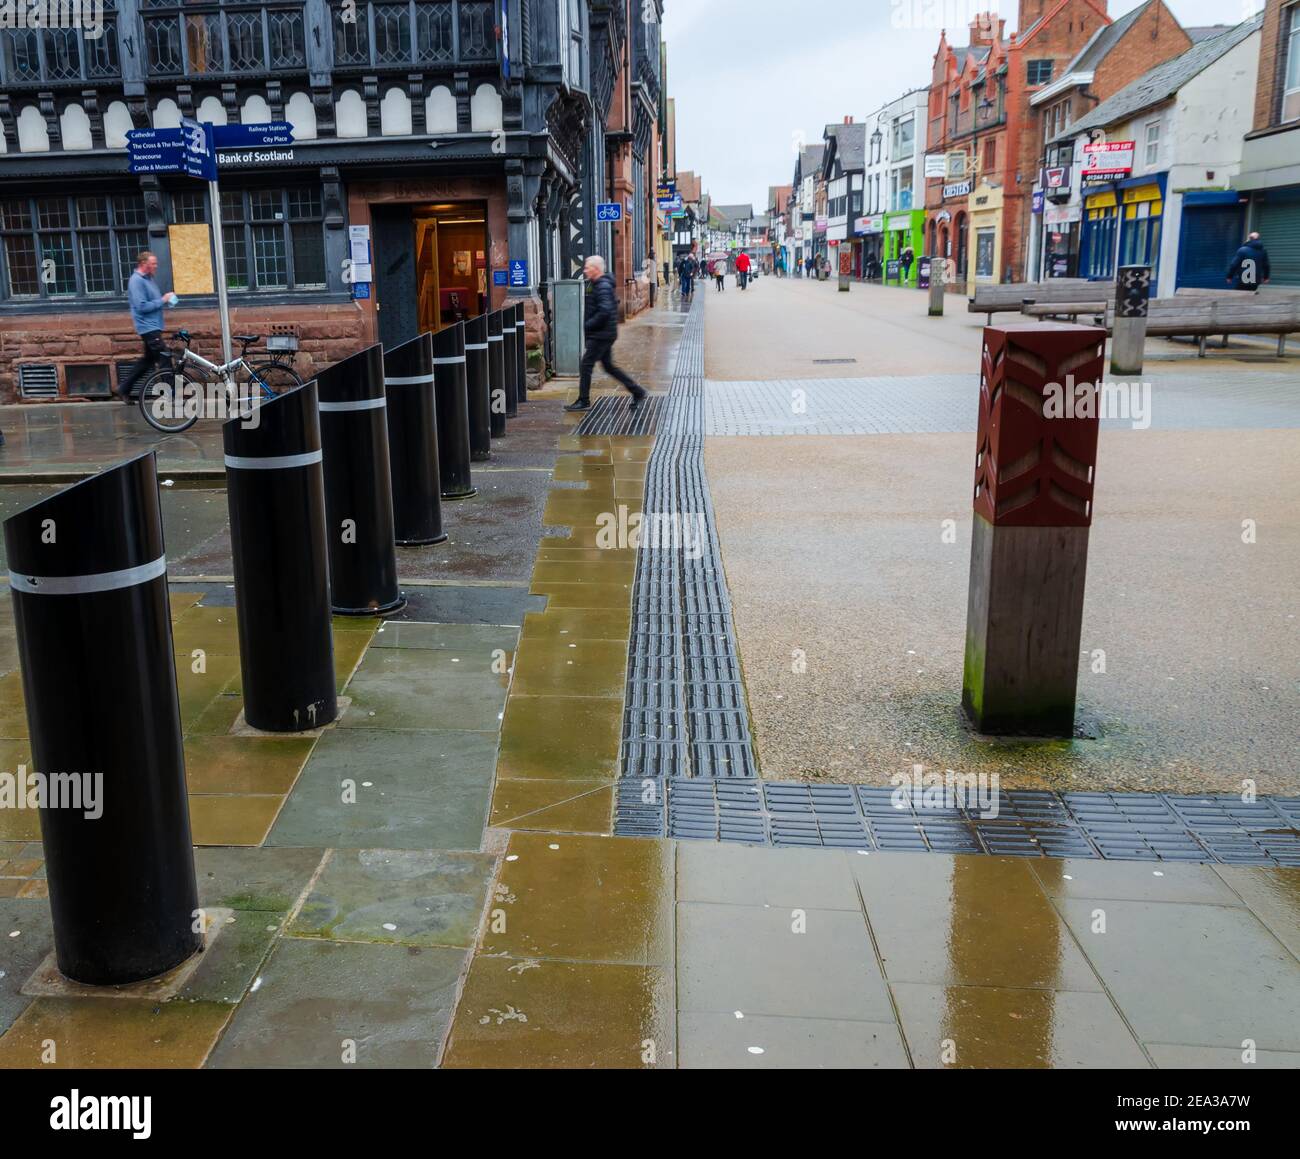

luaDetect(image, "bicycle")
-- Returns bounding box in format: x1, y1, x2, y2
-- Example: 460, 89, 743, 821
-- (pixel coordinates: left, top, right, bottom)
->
138, 330, 303, 434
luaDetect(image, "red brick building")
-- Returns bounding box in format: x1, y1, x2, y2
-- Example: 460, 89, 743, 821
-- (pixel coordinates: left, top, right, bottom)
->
925, 1, 1191, 291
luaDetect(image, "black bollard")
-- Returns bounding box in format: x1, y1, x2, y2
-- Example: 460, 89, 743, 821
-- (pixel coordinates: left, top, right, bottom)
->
316, 344, 405, 616
500, 307, 519, 418
4, 451, 202, 985
512, 302, 529, 403
225, 383, 338, 731
488, 309, 507, 439
383, 332, 448, 545
464, 314, 492, 462
432, 321, 477, 500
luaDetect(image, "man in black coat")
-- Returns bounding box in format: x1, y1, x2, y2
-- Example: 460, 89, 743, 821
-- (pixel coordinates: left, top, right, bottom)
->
565, 255, 648, 412
1226, 232, 1271, 290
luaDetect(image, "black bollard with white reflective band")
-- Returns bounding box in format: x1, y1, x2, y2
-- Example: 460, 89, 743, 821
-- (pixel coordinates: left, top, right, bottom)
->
383, 332, 447, 544
487, 309, 507, 439
464, 314, 492, 461
225, 383, 338, 731
432, 321, 477, 500
316, 343, 405, 615
512, 302, 529, 404
500, 307, 519, 417
4, 451, 202, 985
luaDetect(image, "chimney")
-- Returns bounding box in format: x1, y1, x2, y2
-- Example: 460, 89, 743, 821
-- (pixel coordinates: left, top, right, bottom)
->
969, 12, 1005, 46
844, 116, 854, 124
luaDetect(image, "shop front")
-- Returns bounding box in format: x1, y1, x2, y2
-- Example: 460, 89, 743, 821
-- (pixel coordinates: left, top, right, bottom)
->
967, 180, 1003, 294
883, 210, 925, 286
1080, 173, 1166, 291
1042, 201, 1082, 278
855, 213, 884, 280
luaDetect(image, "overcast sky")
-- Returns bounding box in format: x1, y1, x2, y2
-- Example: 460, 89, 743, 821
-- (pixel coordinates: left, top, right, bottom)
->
661, 0, 1266, 210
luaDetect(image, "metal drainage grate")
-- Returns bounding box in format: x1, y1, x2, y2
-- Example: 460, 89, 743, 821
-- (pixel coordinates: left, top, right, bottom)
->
575, 393, 664, 436
812, 358, 858, 364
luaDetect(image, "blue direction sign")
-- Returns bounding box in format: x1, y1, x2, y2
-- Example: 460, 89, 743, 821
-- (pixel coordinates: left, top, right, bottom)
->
493, 270, 508, 287
126, 128, 184, 174
595, 202, 622, 222
508, 259, 529, 288
181, 118, 217, 181
213, 122, 295, 149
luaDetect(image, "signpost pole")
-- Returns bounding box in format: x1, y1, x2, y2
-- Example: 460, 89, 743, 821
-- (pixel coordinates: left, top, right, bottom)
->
208, 178, 233, 371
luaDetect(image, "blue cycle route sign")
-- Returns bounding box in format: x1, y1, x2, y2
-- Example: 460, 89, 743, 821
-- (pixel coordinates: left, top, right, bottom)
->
595, 203, 622, 222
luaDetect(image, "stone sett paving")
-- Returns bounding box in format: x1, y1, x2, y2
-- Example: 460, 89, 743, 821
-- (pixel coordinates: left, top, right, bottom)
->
704, 371, 1300, 437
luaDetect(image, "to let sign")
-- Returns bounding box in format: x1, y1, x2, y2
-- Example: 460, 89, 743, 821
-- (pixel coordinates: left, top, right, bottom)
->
1082, 141, 1134, 177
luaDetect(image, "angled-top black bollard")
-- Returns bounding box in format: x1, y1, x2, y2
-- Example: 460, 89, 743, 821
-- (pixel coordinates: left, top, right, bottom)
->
464, 314, 492, 462
316, 344, 405, 616
500, 307, 519, 418
4, 451, 202, 985
383, 332, 447, 544
487, 309, 507, 439
512, 303, 529, 404
432, 321, 477, 500
225, 383, 338, 731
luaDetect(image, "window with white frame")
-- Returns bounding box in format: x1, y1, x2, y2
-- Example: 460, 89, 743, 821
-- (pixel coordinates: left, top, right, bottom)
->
1283, 2, 1300, 122
1143, 119, 1161, 167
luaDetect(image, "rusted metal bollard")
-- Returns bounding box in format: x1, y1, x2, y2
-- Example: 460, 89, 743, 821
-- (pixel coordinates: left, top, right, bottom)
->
962, 323, 1105, 737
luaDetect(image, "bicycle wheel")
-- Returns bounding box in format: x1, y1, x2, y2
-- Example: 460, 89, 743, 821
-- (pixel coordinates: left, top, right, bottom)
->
139, 368, 204, 434
247, 361, 304, 397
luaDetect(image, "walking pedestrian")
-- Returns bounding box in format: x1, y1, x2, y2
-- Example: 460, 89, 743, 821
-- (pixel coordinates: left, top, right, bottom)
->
564, 255, 647, 414
713, 258, 726, 292
115, 251, 179, 402
901, 246, 915, 284
736, 250, 751, 290
805, 255, 815, 279
680, 252, 697, 298
1226, 232, 1270, 290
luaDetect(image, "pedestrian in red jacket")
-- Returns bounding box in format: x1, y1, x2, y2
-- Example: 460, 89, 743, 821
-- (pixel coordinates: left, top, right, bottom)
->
736, 251, 751, 290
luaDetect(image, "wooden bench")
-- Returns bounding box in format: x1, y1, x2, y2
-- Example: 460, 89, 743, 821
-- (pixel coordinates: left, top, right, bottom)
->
1090, 298, 1300, 357
968, 279, 1093, 324
1021, 300, 1108, 321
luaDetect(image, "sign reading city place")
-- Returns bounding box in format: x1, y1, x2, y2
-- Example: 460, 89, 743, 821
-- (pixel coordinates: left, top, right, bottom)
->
1082, 141, 1135, 178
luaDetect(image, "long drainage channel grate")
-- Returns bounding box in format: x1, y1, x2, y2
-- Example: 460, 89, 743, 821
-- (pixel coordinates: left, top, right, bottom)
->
609, 299, 1300, 867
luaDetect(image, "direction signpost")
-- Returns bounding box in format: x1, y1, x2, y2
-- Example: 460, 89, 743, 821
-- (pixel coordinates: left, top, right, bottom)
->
127, 119, 295, 373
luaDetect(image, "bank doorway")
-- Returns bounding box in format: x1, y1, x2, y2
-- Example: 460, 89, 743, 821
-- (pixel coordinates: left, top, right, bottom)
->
372, 202, 490, 350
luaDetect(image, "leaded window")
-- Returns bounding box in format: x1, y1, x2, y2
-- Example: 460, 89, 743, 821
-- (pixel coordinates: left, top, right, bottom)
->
143, 2, 306, 76
0, 1, 120, 85
0, 192, 147, 301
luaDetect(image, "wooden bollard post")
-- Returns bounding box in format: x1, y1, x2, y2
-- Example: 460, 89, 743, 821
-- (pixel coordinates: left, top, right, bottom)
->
961, 323, 1105, 737
1110, 264, 1150, 376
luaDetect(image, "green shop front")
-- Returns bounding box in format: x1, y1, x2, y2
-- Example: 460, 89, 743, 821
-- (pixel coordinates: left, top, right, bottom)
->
884, 209, 925, 286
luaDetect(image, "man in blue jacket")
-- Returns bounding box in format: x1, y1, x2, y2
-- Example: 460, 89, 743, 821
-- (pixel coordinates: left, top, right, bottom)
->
115, 251, 179, 401
1226, 233, 1270, 290
565, 255, 648, 412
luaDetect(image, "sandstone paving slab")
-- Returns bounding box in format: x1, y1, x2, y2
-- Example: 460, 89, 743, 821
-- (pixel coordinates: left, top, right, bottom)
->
1055, 897, 1300, 1051
481, 831, 673, 966
194, 846, 325, 913
1028, 858, 1245, 905
889, 981, 1149, 1069
289, 848, 494, 949
0, 897, 53, 1036
679, 1011, 907, 1069
443, 955, 673, 1069
0, 997, 232, 1068
852, 854, 1103, 991
267, 728, 496, 852
1211, 866, 1300, 959
676, 841, 862, 911
205, 937, 464, 1069
677, 901, 891, 1022
339, 647, 510, 732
